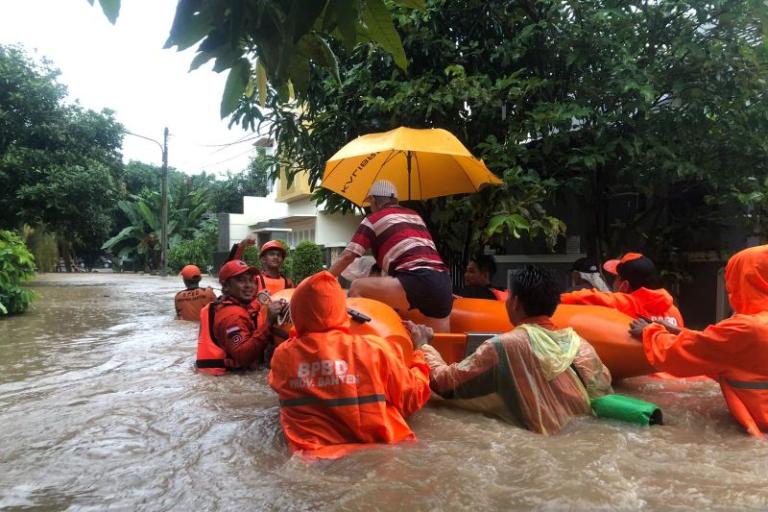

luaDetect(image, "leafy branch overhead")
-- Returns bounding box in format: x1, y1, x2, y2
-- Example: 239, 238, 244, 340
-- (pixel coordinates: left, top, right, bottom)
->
88, 0, 424, 119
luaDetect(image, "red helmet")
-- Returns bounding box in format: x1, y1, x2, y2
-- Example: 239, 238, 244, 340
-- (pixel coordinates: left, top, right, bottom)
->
218, 260, 257, 284
260, 240, 287, 257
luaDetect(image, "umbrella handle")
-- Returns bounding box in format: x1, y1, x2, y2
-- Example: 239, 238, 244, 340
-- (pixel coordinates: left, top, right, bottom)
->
406, 150, 412, 201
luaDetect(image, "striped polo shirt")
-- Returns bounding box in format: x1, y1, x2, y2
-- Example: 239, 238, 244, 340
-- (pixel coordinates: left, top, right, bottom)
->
346, 206, 448, 275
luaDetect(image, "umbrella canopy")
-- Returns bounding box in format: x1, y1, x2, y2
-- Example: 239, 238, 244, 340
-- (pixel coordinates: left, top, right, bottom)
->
322, 127, 502, 206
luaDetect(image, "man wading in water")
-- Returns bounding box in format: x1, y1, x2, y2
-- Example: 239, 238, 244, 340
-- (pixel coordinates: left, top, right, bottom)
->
175, 265, 216, 321
268, 271, 431, 458
195, 260, 287, 373
406, 265, 613, 435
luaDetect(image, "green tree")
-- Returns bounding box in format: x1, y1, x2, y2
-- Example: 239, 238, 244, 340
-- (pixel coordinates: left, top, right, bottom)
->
168, 235, 214, 273
0, 45, 124, 269
207, 150, 273, 213
0, 230, 36, 315
24, 225, 59, 273
103, 182, 216, 272
250, 0, 768, 268
121, 160, 161, 195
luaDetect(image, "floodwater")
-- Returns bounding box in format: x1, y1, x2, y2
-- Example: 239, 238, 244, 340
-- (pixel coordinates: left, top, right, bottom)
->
1, 273, 767, 512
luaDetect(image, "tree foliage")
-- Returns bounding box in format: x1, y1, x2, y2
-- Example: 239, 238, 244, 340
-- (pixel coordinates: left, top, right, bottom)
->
206, 150, 273, 213
102, 181, 216, 272
0, 45, 124, 267
90, 0, 425, 122
0, 230, 36, 315
241, 0, 768, 265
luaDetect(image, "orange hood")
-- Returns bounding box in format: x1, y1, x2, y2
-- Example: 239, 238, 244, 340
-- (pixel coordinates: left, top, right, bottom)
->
630, 287, 674, 315
725, 244, 768, 315
291, 271, 350, 335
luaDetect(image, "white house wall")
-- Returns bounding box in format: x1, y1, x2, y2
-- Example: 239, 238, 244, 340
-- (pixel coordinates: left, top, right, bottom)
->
316, 212, 363, 248
285, 197, 318, 216
227, 196, 288, 247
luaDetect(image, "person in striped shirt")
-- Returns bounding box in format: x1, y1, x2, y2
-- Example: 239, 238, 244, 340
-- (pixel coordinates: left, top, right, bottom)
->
329, 180, 453, 332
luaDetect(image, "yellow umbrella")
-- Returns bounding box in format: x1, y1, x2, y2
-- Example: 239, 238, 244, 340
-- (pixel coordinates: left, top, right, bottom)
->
322, 126, 503, 206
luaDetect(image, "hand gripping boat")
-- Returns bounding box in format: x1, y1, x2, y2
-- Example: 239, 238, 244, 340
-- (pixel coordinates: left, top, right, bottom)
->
270, 291, 653, 380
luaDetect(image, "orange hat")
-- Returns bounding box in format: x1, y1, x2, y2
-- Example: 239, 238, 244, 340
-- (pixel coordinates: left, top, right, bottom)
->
602, 253, 644, 275
218, 260, 257, 284
180, 264, 202, 280
260, 240, 286, 257
603, 253, 658, 289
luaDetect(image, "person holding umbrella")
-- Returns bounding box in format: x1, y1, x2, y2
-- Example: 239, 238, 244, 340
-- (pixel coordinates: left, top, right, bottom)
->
329, 180, 453, 332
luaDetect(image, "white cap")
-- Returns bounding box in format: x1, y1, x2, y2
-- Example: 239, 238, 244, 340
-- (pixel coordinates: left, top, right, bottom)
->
367, 179, 398, 200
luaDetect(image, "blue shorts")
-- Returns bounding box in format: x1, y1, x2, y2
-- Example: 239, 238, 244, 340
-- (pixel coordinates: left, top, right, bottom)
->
394, 268, 453, 319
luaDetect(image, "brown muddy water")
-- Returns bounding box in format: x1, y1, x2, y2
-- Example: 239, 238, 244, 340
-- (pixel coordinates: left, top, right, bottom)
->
1, 273, 767, 511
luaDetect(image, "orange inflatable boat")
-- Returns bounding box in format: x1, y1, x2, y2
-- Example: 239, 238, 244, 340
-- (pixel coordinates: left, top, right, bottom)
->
270, 291, 652, 380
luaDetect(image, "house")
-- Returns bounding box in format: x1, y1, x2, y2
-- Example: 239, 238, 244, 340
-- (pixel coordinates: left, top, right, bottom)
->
214, 168, 362, 270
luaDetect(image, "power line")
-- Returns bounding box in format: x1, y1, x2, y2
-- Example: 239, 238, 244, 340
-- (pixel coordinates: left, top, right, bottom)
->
192, 134, 261, 148
200, 146, 260, 170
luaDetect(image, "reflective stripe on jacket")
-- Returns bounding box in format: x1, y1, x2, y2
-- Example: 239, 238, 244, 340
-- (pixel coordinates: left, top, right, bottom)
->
643, 312, 768, 436
269, 330, 431, 458
642, 244, 768, 436
268, 271, 431, 459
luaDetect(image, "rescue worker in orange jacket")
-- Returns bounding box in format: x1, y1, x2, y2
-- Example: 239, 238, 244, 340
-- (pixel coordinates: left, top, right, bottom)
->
408, 265, 612, 435
630, 244, 768, 437
196, 260, 287, 374
268, 271, 431, 459
228, 236, 294, 295
561, 252, 684, 327
175, 264, 217, 321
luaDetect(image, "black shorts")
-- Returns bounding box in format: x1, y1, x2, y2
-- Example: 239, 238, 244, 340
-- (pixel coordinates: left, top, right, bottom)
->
394, 268, 453, 319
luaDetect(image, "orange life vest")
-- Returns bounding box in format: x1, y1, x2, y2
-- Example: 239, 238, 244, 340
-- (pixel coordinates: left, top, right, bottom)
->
175, 287, 216, 321
254, 273, 293, 343
195, 301, 226, 375
256, 273, 292, 295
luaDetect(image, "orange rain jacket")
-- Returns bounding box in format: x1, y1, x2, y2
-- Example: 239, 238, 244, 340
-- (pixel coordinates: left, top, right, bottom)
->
175, 287, 217, 321
561, 287, 684, 327
642, 244, 768, 436
211, 296, 271, 370
268, 271, 431, 459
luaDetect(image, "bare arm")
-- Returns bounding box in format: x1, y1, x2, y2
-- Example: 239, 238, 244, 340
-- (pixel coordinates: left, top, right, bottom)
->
328, 250, 358, 277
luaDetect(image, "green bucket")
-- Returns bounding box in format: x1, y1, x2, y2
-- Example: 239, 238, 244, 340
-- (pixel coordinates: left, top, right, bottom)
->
591, 394, 663, 426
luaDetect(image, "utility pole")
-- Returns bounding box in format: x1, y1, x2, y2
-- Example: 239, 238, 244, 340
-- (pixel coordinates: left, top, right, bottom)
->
125, 128, 170, 277
160, 127, 169, 277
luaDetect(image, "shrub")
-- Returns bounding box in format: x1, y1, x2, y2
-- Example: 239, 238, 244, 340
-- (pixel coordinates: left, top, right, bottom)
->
241, 245, 261, 268
290, 240, 324, 285
26, 226, 58, 272
168, 237, 212, 274
0, 230, 37, 315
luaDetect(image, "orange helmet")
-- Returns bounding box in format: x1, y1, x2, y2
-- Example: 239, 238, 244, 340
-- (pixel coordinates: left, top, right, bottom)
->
260, 240, 287, 257
180, 264, 202, 280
